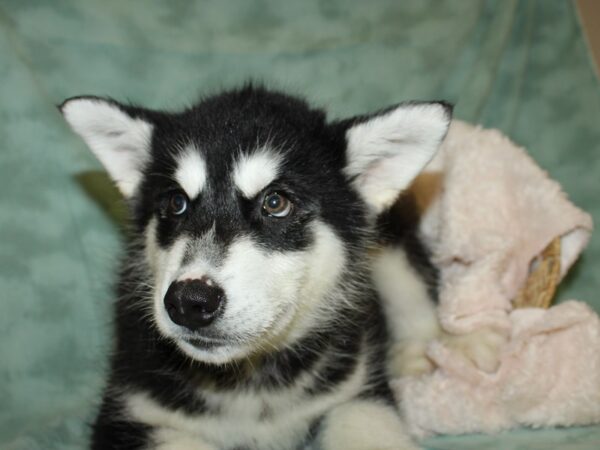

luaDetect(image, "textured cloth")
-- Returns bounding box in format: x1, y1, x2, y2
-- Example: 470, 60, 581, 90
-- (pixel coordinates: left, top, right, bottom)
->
423, 122, 592, 335
1, 1, 599, 449
395, 121, 598, 437
401, 302, 600, 437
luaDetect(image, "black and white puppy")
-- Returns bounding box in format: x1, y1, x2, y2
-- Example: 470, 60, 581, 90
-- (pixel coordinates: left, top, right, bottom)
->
60, 85, 451, 450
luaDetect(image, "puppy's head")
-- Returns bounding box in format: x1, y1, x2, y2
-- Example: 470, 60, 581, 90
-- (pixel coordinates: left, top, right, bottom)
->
61, 86, 451, 364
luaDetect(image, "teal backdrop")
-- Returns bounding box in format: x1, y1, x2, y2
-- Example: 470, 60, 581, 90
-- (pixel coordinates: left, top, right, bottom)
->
0, 1, 599, 448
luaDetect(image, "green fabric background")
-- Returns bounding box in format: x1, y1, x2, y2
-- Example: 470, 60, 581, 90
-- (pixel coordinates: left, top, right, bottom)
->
1, 0, 599, 448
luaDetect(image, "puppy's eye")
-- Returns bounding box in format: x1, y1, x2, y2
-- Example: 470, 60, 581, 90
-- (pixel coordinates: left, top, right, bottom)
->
262, 192, 292, 218
168, 192, 188, 216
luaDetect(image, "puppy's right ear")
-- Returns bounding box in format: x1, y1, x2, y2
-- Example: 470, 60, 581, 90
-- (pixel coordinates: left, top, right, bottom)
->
59, 97, 154, 198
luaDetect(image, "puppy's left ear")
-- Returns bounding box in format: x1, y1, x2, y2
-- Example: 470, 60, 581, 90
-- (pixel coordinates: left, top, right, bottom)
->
343, 102, 452, 213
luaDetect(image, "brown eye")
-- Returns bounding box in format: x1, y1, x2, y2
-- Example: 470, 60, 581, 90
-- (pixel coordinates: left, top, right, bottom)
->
262, 192, 292, 218
169, 192, 188, 216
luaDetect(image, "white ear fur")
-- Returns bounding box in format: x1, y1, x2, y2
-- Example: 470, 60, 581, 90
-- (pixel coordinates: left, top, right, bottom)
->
60, 97, 153, 197
344, 102, 451, 213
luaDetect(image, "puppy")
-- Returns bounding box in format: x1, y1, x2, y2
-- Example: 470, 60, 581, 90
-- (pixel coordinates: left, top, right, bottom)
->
60, 85, 451, 450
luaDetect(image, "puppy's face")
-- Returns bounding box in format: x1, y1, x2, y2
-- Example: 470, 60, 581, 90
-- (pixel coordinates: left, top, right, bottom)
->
61, 87, 450, 364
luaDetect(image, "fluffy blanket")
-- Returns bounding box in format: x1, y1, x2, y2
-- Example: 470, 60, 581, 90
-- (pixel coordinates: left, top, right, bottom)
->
394, 121, 598, 437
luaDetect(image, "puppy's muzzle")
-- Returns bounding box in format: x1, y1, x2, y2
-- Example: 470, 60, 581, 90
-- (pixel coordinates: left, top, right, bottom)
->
164, 277, 225, 330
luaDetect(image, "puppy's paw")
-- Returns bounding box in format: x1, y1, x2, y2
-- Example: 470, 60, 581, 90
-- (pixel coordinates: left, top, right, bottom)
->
389, 340, 435, 378
439, 327, 508, 373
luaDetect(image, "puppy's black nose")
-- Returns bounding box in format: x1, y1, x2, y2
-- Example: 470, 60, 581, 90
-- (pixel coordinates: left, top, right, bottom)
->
164, 278, 225, 330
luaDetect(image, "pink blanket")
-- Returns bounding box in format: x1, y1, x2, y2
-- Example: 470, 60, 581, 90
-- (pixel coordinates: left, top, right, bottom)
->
394, 121, 598, 437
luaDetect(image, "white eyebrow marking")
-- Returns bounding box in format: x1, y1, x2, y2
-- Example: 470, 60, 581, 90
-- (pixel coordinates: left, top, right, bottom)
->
175, 145, 206, 199
233, 149, 281, 198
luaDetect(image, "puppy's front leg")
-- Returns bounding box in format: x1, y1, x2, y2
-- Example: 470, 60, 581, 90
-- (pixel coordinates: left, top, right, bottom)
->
373, 247, 440, 378
318, 400, 419, 450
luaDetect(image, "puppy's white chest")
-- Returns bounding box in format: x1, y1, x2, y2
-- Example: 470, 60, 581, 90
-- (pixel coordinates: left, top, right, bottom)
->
127, 390, 314, 450
125, 350, 367, 449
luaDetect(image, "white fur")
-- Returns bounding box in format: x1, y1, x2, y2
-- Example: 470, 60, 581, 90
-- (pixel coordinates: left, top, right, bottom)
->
179, 233, 307, 363
145, 218, 347, 364
153, 429, 216, 450
373, 247, 439, 341
372, 247, 440, 377
61, 98, 153, 197
320, 400, 418, 450
344, 103, 450, 213
175, 145, 206, 199
126, 350, 369, 450
273, 220, 350, 344
233, 149, 281, 198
